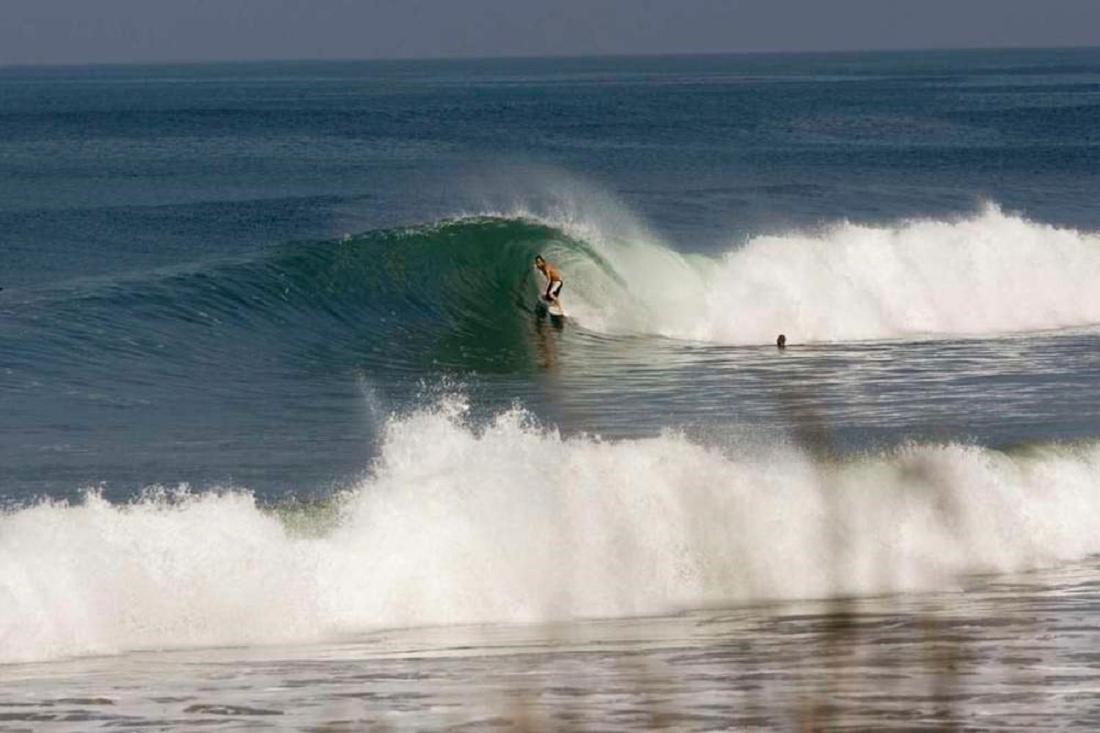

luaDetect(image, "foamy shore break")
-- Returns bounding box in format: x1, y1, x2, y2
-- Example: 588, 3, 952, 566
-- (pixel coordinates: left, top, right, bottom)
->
5, 398, 1100, 664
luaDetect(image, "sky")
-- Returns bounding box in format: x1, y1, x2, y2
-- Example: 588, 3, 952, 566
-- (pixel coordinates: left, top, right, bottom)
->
3, 0, 1100, 66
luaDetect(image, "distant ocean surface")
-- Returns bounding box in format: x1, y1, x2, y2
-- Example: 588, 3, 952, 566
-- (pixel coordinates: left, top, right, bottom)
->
3, 49, 1100, 729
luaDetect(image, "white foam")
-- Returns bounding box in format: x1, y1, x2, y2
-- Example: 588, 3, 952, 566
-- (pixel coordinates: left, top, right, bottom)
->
4, 401, 1100, 664
539, 204, 1100, 344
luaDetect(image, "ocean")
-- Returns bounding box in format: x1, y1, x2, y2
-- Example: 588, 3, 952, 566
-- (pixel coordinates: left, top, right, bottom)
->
3, 48, 1100, 729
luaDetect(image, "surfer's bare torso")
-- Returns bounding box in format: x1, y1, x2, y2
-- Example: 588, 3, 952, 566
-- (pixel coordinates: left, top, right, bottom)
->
534, 255, 564, 306
541, 263, 563, 290
534, 254, 567, 314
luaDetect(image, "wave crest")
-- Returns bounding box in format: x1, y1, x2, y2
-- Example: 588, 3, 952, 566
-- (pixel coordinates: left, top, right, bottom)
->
15, 205, 1100, 384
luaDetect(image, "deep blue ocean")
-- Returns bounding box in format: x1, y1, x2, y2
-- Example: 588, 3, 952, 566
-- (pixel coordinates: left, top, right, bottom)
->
4, 50, 1100, 721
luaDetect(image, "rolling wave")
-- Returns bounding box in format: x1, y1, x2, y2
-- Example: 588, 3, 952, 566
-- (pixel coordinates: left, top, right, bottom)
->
8, 204, 1100, 383
4, 398, 1100, 664
3, 217, 612, 377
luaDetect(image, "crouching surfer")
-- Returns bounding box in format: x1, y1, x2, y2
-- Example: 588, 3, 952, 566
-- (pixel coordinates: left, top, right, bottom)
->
534, 254, 565, 316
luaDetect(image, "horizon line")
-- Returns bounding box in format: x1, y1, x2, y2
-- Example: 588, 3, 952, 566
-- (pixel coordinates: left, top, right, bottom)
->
2, 42, 1098, 72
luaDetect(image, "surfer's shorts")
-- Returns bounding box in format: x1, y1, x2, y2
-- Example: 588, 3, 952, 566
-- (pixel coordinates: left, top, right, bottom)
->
547, 281, 563, 299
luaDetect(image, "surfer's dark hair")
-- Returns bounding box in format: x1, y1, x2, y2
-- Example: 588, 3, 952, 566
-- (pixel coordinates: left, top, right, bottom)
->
534, 254, 545, 263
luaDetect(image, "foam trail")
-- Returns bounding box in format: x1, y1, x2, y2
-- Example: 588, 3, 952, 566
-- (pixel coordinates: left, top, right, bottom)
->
5, 401, 1100, 663
554, 205, 1100, 343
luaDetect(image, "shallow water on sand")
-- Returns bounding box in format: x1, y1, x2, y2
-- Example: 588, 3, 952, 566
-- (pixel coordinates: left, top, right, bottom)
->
5, 558, 1100, 731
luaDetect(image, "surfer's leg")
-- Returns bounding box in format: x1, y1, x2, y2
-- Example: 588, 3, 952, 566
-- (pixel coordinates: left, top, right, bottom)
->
549, 281, 565, 315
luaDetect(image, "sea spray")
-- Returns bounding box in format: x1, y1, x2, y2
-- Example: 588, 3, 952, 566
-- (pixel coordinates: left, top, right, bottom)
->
4, 400, 1100, 664
547, 204, 1100, 343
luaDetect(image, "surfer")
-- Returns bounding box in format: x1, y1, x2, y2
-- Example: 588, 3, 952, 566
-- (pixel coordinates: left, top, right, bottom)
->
534, 255, 564, 308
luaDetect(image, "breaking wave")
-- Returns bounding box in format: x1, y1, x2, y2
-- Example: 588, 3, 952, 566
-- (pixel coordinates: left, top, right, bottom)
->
4, 399, 1100, 664
9, 204, 1100, 382
556, 203, 1100, 343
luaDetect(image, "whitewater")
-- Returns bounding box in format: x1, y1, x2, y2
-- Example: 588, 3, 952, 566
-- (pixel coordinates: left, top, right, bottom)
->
7, 202, 1100, 666
5, 398, 1100, 665
552, 204, 1100, 344
6, 48, 1100, 729
23, 203, 1100, 363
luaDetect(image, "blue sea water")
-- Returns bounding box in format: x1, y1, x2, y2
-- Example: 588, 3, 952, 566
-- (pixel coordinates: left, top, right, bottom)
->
3, 49, 1100, 499
3, 48, 1100, 728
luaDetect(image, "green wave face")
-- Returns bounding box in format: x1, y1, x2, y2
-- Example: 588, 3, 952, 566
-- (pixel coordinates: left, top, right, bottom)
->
268, 216, 611, 372
9, 216, 615, 377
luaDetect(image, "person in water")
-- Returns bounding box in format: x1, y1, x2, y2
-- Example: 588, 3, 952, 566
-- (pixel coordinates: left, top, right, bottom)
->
534, 254, 563, 307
